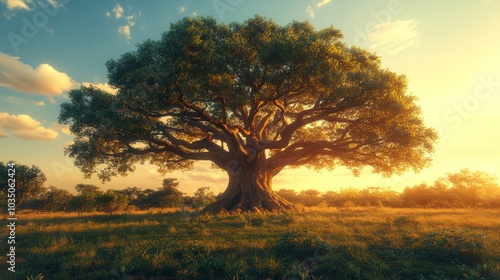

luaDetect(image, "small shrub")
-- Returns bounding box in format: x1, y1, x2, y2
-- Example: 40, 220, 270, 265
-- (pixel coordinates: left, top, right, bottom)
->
343, 200, 355, 209
460, 264, 498, 280
125, 205, 138, 214
246, 253, 283, 279
276, 213, 296, 226
376, 200, 384, 208
274, 229, 333, 261
410, 230, 486, 264
317, 200, 329, 209
315, 244, 387, 279
111, 266, 134, 280
248, 215, 265, 227
173, 243, 210, 263
389, 215, 420, 228
281, 261, 311, 280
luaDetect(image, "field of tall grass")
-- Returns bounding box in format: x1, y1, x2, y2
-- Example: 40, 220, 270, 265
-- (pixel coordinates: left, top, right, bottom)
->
1, 207, 500, 279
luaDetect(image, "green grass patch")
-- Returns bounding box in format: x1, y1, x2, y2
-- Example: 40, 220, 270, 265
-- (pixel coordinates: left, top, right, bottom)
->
1, 208, 499, 279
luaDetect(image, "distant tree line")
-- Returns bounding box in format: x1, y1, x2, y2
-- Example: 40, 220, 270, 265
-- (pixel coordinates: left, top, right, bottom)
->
278, 169, 500, 208
21, 178, 217, 215
2, 161, 500, 213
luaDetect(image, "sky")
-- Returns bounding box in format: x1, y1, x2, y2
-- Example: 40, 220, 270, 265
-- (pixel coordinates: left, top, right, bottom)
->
1, 0, 499, 195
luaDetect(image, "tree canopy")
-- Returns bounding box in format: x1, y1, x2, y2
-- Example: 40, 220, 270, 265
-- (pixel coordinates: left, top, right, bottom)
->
0, 161, 46, 209
59, 16, 437, 212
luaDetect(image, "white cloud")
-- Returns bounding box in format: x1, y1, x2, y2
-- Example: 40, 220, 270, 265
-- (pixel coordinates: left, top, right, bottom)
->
125, 15, 135, 26
306, 0, 332, 18
306, 6, 315, 18
368, 19, 420, 56
81, 82, 118, 95
60, 125, 71, 135
107, 4, 138, 39
1, 0, 31, 10
51, 122, 72, 135
118, 25, 131, 39
36, 101, 45, 106
0, 52, 76, 96
317, 0, 332, 8
111, 4, 124, 19
178, 6, 186, 14
0, 112, 58, 140
46, 0, 60, 8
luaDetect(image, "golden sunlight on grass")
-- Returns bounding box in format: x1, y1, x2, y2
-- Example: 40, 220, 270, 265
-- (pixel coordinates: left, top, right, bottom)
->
3, 207, 500, 279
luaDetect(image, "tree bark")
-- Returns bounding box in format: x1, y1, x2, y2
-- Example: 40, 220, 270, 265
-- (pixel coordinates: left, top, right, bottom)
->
201, 160, 297, 213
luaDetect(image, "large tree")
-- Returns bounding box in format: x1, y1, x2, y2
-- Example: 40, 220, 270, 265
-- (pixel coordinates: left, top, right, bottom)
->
59, 16, 437, 213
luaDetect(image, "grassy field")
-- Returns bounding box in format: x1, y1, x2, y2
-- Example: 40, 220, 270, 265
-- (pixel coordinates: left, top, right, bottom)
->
1, 207, 500, 280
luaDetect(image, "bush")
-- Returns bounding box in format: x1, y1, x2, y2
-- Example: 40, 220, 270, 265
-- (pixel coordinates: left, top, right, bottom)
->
247, 214, 265, 227
343, 200, 355, 209
173, 243, 210, 264
276, 213, 296, 226
460, 264, 499, 280
410, 230, 486, 265
96, 190, 129, 215
274, 229, 333, 261
388, 215, 420, 228
316, 245, 388, 279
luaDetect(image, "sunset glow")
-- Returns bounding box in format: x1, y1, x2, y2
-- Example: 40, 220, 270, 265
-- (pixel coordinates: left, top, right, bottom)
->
1, 0, 499, 195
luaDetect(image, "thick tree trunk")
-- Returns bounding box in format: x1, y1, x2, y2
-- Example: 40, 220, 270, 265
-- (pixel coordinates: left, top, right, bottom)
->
201, 163, 296, 213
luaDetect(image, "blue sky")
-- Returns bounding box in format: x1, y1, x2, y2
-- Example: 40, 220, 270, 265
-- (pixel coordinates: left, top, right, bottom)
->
1, 0, 499, 195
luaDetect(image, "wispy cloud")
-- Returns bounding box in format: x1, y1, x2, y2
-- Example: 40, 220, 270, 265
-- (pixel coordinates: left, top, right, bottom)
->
178, 6, 186, 14
317, 0, 332, 8
81, 82, 118, 95
0, 52, 76, 96
306, 0, 333, 18
368, 19, 420, 55
46, 0, 62, 8
51, 122, 71, 135
36, 101, 45, 106
1, 0, 31, 11
306, 6, 315, 18
0, 112, 58, 140
118, 24, 131, 39
1, 0, 63, 18
106, 3, 139, 40
107, 3, 124, 19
